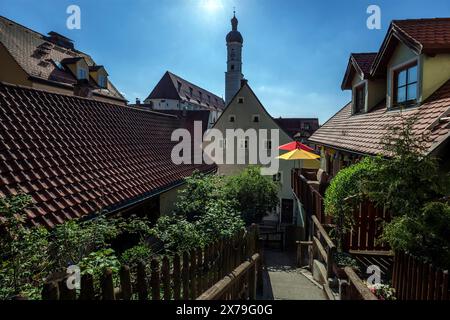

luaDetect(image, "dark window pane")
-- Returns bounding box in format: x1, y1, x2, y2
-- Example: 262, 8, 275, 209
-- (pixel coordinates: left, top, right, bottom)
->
397, 70, 407, 87
407, 83, 417, 101
408, 65, 418, 83
397, 86, 406, 103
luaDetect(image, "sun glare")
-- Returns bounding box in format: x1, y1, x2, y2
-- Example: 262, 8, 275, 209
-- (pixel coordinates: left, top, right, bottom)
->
201, 0, 224, 13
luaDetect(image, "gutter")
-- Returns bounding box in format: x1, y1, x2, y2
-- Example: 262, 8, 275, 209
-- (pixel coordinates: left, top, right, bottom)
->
80, 167, 217, 222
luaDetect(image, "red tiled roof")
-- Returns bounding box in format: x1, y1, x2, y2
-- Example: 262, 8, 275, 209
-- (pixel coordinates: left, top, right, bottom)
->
371, 18, 450, 76
341, 53, 377, 90
0, 83, 215, 228
273, 118, 320, 139
309, 80, 450, 156
352, 53, 377, 75
0, 16, 126, 102
145, 71, 225, 111
393, 18, 450, 53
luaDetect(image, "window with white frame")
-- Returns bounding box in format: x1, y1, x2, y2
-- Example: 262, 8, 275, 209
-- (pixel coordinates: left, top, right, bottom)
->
393, 62, 418, 108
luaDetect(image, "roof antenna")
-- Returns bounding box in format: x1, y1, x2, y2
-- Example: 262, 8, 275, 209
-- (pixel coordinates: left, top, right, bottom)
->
233, 7, 236, 17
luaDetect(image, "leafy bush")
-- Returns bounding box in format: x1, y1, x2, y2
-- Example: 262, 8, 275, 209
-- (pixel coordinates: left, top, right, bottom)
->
225, 166, 279, 224
79, 248, 120, 290
151, 216, 206, 253
0, 195, 50, 299
175, 171, 227, 221
197, 199, 245, 241
50, 216, 119, 270
381, 201, 450, 268
120, 243, 153, 267
324, 157, 377, 249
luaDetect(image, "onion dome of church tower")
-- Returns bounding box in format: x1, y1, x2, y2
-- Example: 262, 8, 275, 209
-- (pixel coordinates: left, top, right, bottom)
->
226, 12, 243, 44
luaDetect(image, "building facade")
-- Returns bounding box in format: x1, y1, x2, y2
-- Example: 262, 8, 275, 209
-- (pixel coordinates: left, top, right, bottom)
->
0, 16, 127, 105
143, 71, 225, 127
309, 18, 450, 178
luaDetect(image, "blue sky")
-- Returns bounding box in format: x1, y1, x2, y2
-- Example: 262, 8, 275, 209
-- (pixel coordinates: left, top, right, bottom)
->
1, 0, 449, 123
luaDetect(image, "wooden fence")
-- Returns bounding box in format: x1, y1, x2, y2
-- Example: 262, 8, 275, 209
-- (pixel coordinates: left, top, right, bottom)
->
42, 225, 260, 300
392, 251, 449, 300
341, 267, 378, 300
344, 199, 391, 252
197, 253, 260, 300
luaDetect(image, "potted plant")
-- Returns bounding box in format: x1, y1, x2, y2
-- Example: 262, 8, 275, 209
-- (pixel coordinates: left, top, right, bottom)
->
366, 283, 396, 300
332, 251, 360, 278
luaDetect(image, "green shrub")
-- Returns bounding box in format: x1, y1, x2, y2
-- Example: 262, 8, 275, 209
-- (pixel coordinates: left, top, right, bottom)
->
381, 201, 450, 268
120, 244, 153, 267
225, 166, 279, 224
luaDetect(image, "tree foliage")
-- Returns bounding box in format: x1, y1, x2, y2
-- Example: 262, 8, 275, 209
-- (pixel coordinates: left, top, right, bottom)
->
225, 166, 279, 224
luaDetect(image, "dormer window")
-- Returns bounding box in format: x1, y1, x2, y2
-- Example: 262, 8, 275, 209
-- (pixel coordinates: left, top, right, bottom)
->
393, 62, 418, 108
98, 75, 107, 88
77, 68, 88, 80
353, 83, 366, 114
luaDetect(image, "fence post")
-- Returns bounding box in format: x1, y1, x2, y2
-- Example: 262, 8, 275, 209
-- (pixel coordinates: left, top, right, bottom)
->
189, 249, 197, 299
137, 261, 148, 300
173, 253, 181, 300
151, 258, 160, 300
255, 224, 263, 295
101, 268, 115, 300
59, 277, 76, 300
327, 246, 336, 280
80, 273, 95, 300
119, 266, 132, 300
42, 281, 59, 300
182, 251, 190, 300
162, 256, 171, 300
197, 247, 204, 294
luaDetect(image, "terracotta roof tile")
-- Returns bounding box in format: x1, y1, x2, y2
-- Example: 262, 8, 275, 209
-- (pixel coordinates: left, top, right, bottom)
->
309, 79, 450, 155
0, 16, 126, 103
0, 83, 215, 228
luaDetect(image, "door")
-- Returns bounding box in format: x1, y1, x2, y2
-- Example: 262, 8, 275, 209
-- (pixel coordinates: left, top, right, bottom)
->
281, 199, 294, 224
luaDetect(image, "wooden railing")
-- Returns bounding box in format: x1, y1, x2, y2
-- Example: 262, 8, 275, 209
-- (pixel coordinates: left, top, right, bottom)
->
42, 225, 260, 300
341, 267, 378, 300
310, 215, 336, 281
197, 253, 260, 300
392, 251, 449, 300
291, 169, 326, 224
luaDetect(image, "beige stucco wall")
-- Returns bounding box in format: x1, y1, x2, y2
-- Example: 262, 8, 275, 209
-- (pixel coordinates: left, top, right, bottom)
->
0, 43, 32, 86
159, 185, 184, 216
422, 53, 450, 101
386, 43, 418, 108
211, 84, 295, 202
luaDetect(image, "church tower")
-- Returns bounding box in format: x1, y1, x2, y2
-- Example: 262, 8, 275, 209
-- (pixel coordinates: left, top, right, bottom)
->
225, 11, 244, 105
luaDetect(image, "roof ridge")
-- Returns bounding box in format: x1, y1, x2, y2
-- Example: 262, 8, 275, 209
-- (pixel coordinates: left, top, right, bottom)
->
166, 70, 224, 102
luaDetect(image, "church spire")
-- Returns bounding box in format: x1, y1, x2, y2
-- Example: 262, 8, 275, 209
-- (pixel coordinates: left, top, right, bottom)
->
225, 10, 244, 104
231, 9, 238, 31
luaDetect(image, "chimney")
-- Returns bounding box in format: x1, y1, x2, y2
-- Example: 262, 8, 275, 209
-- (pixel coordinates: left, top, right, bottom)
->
240, 79, 248, 88
136, 98, 141, 105
73, 79, 93, 98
